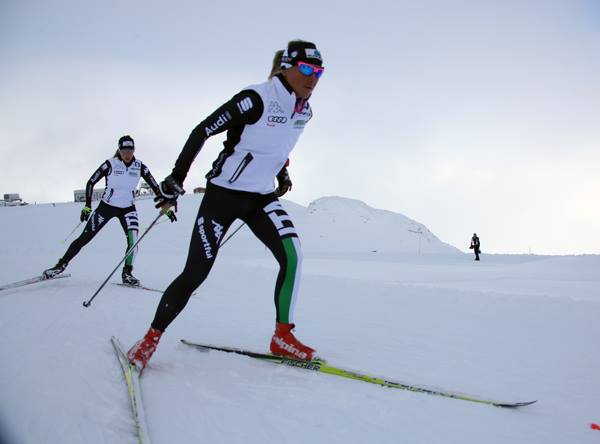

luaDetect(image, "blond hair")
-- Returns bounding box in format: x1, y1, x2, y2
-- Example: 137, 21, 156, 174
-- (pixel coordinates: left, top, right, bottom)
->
268, 49, 285, 79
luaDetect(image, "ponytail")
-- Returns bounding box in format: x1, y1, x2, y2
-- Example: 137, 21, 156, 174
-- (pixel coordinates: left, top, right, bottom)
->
268, 49, 285, 79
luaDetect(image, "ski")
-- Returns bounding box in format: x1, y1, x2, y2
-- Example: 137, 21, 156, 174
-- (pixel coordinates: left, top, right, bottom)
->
0, 274, 71, 292
112, 283, 164, 294
181, 340, 537, 409
110, 336, 152, 444
113, 283, 198, 296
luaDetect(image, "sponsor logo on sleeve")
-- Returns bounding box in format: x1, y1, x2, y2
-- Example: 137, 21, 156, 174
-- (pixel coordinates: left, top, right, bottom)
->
205, 112, 232, 137
237, 97, 254, 114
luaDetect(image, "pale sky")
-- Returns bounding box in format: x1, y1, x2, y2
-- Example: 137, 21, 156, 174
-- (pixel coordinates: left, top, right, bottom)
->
1, 0, 599, 255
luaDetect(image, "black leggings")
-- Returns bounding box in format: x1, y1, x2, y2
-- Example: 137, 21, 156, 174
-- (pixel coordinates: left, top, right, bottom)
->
62, 201, 139, 266
151, 183, 302, 332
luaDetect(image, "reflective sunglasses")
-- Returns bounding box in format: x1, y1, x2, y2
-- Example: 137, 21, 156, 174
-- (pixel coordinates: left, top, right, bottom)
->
297, 61, 325, 79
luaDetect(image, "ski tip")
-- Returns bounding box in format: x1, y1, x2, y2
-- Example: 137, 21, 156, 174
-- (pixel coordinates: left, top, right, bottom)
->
495, 400, 538, 408
110, 336, 123, 349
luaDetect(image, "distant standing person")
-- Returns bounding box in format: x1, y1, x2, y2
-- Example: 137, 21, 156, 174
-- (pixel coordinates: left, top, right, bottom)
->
42, 135, 170, 285
470, 233, 481, 261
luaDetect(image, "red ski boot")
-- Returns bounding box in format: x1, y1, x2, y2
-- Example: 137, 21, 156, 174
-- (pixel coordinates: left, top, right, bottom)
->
270, 322, 316, 361
127, 327, 162, 371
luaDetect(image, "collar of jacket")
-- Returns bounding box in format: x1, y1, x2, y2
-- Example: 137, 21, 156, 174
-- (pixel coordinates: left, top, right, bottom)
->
276, 73, 294, 94
116, 152, 136, 167
275, 73, 311, 110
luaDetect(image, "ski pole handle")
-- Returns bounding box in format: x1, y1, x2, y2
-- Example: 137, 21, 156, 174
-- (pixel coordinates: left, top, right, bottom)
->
83, 212, 163, 308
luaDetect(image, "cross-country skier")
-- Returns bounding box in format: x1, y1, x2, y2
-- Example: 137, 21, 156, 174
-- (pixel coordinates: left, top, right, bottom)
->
470, 233, 481, 261
127, 40, 325, 370
42, 135, 171, 285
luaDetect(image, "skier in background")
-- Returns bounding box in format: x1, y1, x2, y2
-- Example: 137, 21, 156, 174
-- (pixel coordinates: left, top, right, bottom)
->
470, 233, 481, 261
127, 40, 324, 370
42, 135, 172, 285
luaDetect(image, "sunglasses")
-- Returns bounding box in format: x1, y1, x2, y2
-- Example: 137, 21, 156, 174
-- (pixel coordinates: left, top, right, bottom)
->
297, 61, 325, 79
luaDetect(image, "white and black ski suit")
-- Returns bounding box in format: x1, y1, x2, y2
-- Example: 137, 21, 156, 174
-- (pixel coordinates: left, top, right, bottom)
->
61, 154, 161, 267
152, 74, 313, 331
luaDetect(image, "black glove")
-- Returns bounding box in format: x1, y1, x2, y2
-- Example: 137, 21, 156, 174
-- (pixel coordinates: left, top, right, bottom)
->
275, 168, 292, 197
80, 206, 92, 222
154, 175, 186, 208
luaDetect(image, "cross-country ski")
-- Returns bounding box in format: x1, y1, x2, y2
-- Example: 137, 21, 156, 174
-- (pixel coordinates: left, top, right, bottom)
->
181, 339, 537, 408
0, 274, 71, 292
112, 282, 164, 294
110, 336, 151, 444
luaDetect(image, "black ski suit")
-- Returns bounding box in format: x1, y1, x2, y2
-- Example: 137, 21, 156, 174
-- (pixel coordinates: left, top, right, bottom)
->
470, 235, 481, 261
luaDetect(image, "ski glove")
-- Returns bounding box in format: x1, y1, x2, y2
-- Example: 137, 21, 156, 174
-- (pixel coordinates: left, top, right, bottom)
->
80, 206, 92, 222
154, 175, 185, 209
165, 208, 177, 223
275, 168, 292, 197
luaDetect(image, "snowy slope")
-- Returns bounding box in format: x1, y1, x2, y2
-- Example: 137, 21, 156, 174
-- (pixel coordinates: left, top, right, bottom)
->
301, 196, 459, 254
211, 195, 460, 255
1, 195, 599, 444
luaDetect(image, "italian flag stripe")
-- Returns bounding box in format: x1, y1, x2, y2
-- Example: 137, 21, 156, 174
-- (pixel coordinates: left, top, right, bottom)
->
279, 237, 300, 324
125, 230, 136, 266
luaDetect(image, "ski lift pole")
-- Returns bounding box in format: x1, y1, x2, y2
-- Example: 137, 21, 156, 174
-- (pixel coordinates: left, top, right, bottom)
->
83, 212, 163, 308
408, 228, 423, 255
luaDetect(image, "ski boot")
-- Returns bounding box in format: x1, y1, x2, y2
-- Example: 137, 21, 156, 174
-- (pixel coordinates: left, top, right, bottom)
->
127, 327, 162, 371
121, 265, 140, 286
42, 258, 68, 279
270, 322, 316, 361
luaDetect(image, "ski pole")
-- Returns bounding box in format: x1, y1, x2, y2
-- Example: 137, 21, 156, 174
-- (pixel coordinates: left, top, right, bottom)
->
61, 221, 84, 244
83, 212, 163, 308
219, 222, 246, 248
218, 191, 285, 248
64, 207, 98, 243
138, 216, 168, 233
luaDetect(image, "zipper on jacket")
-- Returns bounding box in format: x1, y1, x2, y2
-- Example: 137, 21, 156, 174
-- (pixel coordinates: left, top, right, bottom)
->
105, 188, 114, 202
228, 153, 254, 184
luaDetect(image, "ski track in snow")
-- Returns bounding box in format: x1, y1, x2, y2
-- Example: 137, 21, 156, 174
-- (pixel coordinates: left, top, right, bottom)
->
1, 195, 599, 444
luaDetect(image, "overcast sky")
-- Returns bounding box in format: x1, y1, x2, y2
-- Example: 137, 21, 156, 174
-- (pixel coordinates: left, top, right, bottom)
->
1, 0, 599, 255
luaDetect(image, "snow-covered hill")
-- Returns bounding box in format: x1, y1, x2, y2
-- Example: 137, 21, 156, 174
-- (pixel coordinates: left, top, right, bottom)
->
1, 195, 599, 444
299, 196, 459, 254
198, 195, 460, 255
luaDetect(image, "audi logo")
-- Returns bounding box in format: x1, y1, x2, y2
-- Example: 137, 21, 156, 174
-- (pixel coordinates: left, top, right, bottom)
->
267, 116, 288, 124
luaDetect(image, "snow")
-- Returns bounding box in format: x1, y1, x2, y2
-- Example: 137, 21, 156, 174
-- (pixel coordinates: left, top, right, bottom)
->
1, 194, 599, 444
